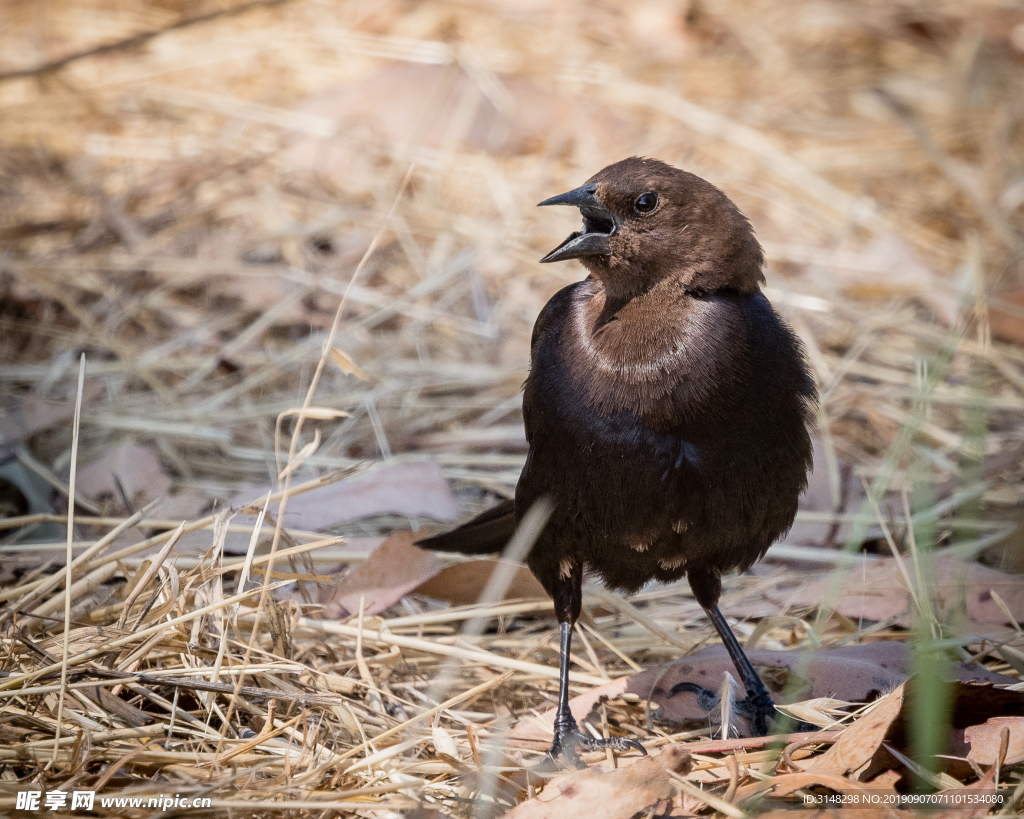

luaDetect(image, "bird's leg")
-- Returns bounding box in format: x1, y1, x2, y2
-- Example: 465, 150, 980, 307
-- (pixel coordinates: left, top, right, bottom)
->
703, 604, 777, 735
546, 572, 647, 768
674, 569, 803, 735
668, 606, 816, 735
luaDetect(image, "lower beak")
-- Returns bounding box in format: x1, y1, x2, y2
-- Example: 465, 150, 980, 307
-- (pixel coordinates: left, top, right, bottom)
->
537, 183, 616, 264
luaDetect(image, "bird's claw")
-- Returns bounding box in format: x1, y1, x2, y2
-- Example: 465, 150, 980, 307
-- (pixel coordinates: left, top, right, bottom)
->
667, 680, 816, 736
547, 720, 647, 769
667, 681, 721, 711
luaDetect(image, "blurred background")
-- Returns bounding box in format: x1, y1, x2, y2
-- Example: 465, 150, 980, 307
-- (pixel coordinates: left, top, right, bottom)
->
2, 0, 1024, 587
3, 2, 1024, 807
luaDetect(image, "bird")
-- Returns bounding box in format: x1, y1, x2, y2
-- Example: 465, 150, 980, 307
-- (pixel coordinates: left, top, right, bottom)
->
417, 157, 816, 767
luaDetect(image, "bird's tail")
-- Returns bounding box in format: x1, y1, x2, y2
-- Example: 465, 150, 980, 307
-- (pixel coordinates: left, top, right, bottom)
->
415, 499, 516, 555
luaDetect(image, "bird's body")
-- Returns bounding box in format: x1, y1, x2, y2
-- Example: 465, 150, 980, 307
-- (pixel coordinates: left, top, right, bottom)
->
418, 157, 816, 765
519, 279, 813, 603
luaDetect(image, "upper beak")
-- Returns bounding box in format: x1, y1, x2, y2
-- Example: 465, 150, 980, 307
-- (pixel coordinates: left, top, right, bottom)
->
537, 183, 617, 264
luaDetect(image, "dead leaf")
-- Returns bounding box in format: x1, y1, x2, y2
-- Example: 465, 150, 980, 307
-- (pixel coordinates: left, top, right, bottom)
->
629, 643, 908, 725
859, 679, 1024, 781
802, 685, 904, 775
0, 394, 75, 449
319, 531, 439, 617
941, 680, 1024, 729
329, 347, 369, 380
77, 441, 172, 507
320, 538, 549, 619
931, 737, 1003, 819
965, 716, 1024, 766
413, 558, 547, 606
628, 642, 1015, 729
775, 556, 1024, 627
505, 745, 691, 819
789, 437, 867, 548
735, 769, 893, 807
232, 458, 460, 531
278, 428, 320, 480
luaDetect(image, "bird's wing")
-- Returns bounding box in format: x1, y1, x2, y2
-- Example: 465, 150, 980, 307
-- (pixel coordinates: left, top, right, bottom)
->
524, 282, 580, 443
530, 282, 580, 355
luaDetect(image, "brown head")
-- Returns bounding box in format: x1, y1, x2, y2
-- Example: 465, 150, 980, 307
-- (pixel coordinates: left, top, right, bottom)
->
539, 158, 764, 302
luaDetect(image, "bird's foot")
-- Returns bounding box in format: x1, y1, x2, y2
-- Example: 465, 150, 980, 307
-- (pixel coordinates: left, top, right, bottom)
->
667, 681, 817, 736
545, 718, 647, 770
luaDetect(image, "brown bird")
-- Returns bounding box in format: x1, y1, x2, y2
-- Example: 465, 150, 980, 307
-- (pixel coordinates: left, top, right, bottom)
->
417, 157, 816, 766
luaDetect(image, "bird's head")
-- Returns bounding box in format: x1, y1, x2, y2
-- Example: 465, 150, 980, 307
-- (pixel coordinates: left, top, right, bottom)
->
538, 157, 764, 298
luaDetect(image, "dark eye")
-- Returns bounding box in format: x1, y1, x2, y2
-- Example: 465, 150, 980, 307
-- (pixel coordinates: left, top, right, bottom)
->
634, 191, 659, 215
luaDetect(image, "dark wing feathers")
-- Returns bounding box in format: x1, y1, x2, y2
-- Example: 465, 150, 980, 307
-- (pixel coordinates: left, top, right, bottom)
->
414, 498, 516, 555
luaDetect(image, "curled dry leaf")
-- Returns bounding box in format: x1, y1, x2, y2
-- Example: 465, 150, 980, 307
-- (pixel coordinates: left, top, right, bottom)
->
329, 346, 369, 380
801, 685, 904, 776
504, 745, 691, 819
965, 716, 1024, 767
278, 428, 320, 481
319, 531, 439, 617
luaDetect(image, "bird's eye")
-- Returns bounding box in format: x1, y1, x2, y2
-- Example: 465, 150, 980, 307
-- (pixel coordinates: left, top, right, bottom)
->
634, 191, 659, 215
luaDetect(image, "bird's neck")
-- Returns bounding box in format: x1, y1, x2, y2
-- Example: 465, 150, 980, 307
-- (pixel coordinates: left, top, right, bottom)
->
571, 277, 701, 379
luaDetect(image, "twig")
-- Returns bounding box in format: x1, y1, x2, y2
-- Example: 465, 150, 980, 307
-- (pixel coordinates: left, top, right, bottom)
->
0, 0, 297, 83
50, 353, 85, 768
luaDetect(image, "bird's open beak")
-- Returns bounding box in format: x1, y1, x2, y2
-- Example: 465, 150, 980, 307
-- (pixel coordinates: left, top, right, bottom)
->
537, 183, 617, 264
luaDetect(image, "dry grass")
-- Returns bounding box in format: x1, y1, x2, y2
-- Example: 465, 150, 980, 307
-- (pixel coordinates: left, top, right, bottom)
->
1, 0, 1023, 815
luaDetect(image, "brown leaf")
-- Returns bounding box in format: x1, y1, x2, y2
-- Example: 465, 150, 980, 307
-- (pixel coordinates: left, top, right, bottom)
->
629, 643, 909, 725
505, 745, 691, 819
776, 556, 1024, 627
0, 393, 76, 448
329, 346, 369, 380
77, 441, 172, 507
965, 717, 1024, 766
625, 642, 1016, 731
413, 558, 547, 606
802, 685, 904, 775
318, 531, 439, 618
943, 681, 1024, 729
232, 459, 460, 531
735, 770, 892, 805
930, 741, 1003, 819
